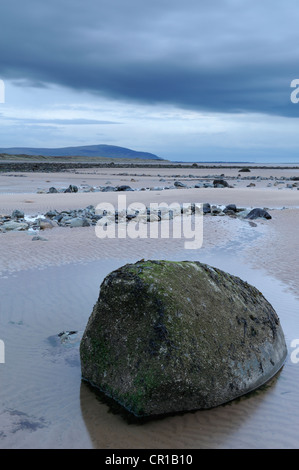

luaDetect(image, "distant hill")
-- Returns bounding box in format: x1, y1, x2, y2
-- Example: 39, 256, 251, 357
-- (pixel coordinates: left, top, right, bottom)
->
0, 144, 162, 160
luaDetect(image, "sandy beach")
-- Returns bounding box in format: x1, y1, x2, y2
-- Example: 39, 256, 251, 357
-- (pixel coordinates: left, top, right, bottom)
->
1, 166, 298, 291
1, 163, 299, 449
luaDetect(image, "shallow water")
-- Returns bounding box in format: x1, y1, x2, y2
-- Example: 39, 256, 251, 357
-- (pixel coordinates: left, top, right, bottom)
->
0, 245, 299, 449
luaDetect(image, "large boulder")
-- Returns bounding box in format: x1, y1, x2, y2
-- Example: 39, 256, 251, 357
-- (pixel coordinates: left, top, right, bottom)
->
80, 260, 287, 417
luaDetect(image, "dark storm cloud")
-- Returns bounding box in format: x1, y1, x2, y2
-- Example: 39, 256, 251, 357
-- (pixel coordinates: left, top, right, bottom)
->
0, 0, 298, 116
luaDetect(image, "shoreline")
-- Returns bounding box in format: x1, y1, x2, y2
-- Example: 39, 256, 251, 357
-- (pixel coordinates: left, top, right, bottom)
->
1, 157, 299, 172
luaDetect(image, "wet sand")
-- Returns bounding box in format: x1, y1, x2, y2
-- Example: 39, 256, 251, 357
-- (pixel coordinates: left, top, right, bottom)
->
0, 165, 299, 449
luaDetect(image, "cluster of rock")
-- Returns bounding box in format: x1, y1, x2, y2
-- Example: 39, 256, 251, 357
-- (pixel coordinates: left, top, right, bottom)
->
247, 180, 299, 189
45, 184, 135, 194
0, 204, 272, 234
37, 174, 299, 194
0, 210, 30, 232
38, 180, 231, 194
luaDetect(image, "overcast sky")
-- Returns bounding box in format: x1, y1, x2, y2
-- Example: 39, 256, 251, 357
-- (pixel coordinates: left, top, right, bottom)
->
1, 0, 299, 162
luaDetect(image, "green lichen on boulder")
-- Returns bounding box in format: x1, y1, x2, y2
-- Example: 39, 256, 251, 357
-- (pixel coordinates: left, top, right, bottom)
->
80, 259, 287, 417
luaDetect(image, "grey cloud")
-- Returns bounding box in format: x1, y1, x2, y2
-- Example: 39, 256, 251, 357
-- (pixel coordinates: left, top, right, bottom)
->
1, 116, 120, 125
0, 0, 298, 116
10, 79, 50, 89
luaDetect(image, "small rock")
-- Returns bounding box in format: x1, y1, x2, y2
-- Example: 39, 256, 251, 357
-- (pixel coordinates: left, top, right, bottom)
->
48, 187, 58, 193
116, 185, 134, 192
213, 179, 229, 188
237, 209, 251, 218
12, 209, 25, 219
2, 221, 28, 231
53, 214, 64, 223
69, 217, 90, 228
101, 186, 117, 192
202, 203, 211, 214
174, 181, 187, 188
64, 185, 78, 193
223, 204, 237, 213
39, 218, 58, 230
45, 210, 58, 218
245, 208, 272, 220
211, 205, 222, 215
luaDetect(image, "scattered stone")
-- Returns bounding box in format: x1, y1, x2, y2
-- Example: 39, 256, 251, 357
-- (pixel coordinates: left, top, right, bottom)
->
80, 259, 287, 417
237, 209, 251, 218
1, 200, 273, 235
58, 330, 78, 342
48, 187, 58, 193
53, 214, 64, 223
174, 181, 187, 188
213, 179, 229, 188
38, 218, 58, 230
64, 184, 78, 193
245, 208, 272, 220
101, 186, 117, 192
2, 221, 28, 231
239, 168, 251, 172
12, 209, 25, 219
45, 210, 58, 218
116, 185, 134, 191
202, 203, 211, 214
211, 205, 223, 215
69, 217, 90, 228
223, 204, 237, 213
32, 235, 48, 241
50, 330, 82, 349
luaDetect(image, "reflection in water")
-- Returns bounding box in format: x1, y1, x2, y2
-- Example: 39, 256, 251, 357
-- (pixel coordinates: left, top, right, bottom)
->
80, 373, 280, 449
